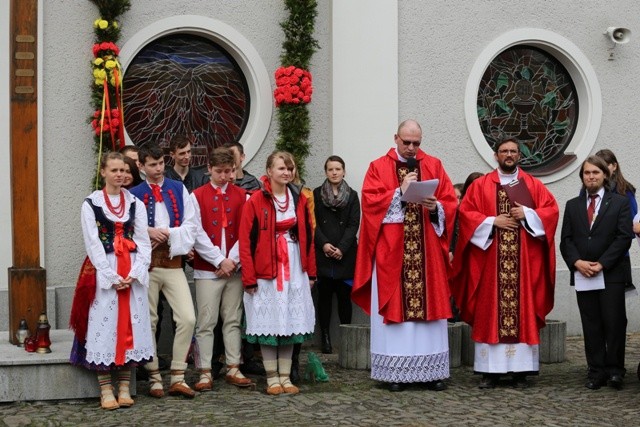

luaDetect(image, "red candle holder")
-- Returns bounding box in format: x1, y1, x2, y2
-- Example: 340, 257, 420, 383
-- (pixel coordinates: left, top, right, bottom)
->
35, 312, 52, 354
24, 336, 38, 352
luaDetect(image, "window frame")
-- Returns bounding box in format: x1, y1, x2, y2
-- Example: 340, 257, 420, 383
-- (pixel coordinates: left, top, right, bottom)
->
119, 15, 272, 164
465, 28, 602, 183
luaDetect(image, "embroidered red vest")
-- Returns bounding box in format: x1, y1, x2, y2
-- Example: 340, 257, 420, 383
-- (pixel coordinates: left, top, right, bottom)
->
193, 183, 246, 272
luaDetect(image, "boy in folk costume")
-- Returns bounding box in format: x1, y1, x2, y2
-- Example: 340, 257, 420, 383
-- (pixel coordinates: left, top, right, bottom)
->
190, 147, 254, 390
129, 144, 198, 398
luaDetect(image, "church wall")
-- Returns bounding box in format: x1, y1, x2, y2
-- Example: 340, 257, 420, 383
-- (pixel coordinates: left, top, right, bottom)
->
35, 0, 334, 329
396, 1, 640, 334
25, 0, 640, 335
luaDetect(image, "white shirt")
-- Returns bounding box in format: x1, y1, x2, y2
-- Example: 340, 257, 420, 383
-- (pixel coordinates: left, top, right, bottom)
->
146, 178, 198, 258
470, 168, 545, 250
191, 182, 240, 279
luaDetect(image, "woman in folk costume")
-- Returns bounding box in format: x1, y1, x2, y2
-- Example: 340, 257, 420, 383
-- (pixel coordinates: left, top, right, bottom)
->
239, 151, 316, 395
69, 152, 154, 410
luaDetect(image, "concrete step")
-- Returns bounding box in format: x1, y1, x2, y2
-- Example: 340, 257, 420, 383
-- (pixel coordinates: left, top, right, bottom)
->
0, 329, 134, 402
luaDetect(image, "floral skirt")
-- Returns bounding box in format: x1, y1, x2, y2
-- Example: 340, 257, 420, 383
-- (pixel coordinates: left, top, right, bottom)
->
69, 337, 151, 372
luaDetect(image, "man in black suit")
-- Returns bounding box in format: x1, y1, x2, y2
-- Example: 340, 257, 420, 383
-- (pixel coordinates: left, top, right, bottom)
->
560, 155, 634, 390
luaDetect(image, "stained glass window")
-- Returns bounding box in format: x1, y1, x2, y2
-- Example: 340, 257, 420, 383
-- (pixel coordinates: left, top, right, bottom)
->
123, 34, 250, 168
477, 46, 578, 175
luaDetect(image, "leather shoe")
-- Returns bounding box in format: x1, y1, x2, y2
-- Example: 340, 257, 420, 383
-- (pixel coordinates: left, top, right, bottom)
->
194, 379, 212, 392
425, 380, 447, 391
148, 385, 164, 399
225, 365, 254, 387
100, 387, 120, 410
321, 330, 332, 354
290, 360, 300, 384
168, 381, 196, 398
585, 378, 606, 390
478, 375, 498, 389
608, 375, 623, 390
388, 382, 406, 392
512, 375, 529, 389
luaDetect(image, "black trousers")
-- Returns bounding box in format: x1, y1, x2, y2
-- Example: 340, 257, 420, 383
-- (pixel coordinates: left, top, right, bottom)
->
576, 282, 627, 380
317, 277, 352, 330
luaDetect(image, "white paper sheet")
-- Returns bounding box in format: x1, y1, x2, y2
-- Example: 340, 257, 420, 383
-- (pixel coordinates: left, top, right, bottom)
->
574, 271, 605, 292
400, 179, 439, 203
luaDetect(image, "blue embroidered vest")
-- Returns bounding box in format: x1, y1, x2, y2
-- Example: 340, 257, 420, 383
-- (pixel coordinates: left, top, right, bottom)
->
86, 198, 137, 254
130, 179, 185, 227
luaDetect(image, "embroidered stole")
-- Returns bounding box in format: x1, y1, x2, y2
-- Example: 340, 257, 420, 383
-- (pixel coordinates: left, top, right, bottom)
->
496, 185, 520, 343
397, 162, 427, 321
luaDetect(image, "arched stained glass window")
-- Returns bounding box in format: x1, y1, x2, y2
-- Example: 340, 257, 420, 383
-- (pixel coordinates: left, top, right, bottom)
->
477, 46, 578, 175
122, 34, 250, 168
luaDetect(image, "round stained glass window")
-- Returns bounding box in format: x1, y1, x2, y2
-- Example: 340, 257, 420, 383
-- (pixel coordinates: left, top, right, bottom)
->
122, 34, 250, 168
477, 45, 578, 174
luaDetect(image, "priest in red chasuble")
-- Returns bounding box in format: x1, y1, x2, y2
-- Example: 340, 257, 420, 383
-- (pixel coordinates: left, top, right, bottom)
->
451, 138, 558, 389
352, 119, 457, 392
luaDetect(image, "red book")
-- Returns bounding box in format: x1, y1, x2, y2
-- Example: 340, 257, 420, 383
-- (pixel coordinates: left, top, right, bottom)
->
502, 179, 535, 208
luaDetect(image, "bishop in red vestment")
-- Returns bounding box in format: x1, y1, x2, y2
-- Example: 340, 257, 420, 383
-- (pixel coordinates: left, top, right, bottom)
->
352, 120, 457, 392
450, 139, 558, 388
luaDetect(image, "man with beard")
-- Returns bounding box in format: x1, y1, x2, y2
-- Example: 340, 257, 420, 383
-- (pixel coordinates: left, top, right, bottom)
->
451, 138, 559, 389
560, 156, 633, 390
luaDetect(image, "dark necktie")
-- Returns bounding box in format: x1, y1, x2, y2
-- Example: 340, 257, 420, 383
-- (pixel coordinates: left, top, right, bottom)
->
587, 194, 597, 226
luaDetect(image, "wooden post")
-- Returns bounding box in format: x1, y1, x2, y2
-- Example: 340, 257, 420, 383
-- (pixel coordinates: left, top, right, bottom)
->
447, 322, 462, 368
339, 324, 371, 370
539, 319, 566, 363
8, 0, 46, 344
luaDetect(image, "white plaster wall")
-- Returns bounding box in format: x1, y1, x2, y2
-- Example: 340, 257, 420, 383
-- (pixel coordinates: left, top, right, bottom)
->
397, 1, 640, 334
36, 0, 640, 335
40, 1, 332, 290
0, 0, 11, 290
330, 0, 399, 199
41, 0, 97, 290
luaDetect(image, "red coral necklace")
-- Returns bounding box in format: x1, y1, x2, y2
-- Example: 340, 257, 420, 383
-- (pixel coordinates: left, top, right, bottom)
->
273, 191, 290, 213
103, 188, 125, 218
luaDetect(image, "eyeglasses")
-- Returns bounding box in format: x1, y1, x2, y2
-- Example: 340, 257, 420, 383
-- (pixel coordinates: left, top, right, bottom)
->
398, 137, 421, 147
497, 149, 518, 155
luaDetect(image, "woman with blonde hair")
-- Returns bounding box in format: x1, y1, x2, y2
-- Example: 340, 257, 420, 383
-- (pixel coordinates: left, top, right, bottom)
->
239, 151, 316, 395
70, 152, 154, 409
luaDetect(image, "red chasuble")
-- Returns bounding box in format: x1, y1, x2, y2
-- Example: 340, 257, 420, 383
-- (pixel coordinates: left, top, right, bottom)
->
352, 148, 457, 323
450, 169, 558, 345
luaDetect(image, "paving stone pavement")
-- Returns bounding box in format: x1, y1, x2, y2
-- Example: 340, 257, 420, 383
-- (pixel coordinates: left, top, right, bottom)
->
2, 333, 640, 427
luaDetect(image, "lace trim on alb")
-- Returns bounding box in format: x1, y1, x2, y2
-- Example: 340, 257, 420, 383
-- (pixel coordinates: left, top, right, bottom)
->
371, 351, 449, 383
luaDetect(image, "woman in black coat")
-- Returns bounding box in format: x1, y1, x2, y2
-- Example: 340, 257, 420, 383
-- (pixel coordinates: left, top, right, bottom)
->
313, 156, 361, 354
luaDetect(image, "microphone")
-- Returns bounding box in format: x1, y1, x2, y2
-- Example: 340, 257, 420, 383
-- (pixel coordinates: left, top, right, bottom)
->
406, 157, 417, 172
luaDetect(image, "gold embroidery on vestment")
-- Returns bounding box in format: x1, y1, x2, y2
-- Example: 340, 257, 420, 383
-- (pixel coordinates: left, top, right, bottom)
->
398, 164, 426, 321
497, 188, 519, 341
